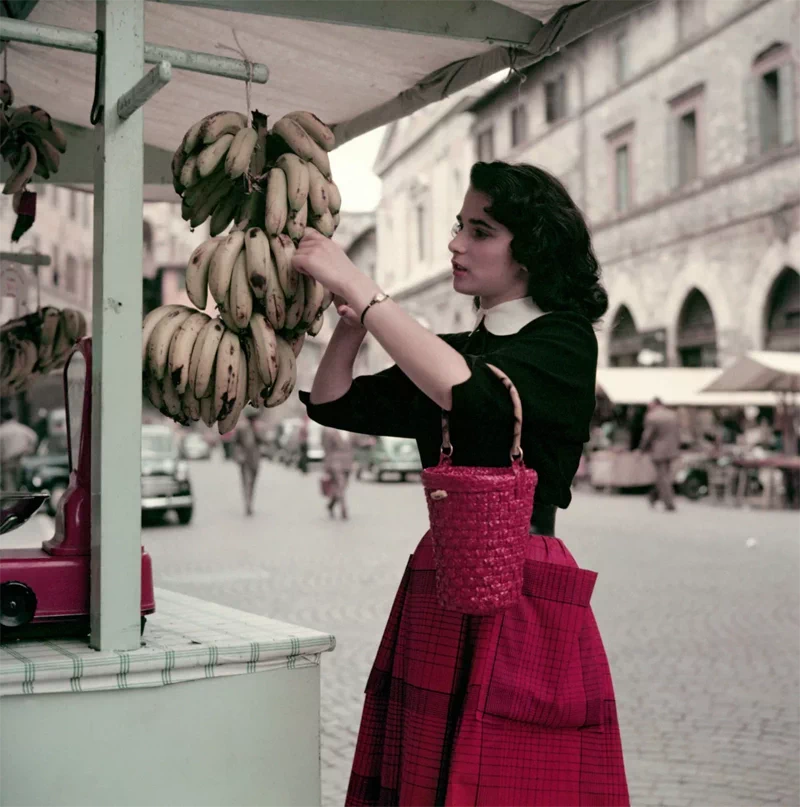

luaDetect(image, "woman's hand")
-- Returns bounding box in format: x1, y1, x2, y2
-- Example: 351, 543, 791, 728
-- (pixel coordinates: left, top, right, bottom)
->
332, 294, 364, 330
291, 228, 359, 298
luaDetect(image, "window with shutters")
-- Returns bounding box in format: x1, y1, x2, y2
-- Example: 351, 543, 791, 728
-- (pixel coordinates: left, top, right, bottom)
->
668, 85, 704, 189
607, 123, 634, 215
510, 104, 528, 148
544, 74, 567, 123
476, 128, 494, 162
748, 44, 796, 158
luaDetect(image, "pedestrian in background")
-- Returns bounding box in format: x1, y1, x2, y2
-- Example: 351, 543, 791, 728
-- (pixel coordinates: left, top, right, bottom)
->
641, 397, 680, 512
0, 409, 37, 491
294, 161, 629, 805
321, 427, 353, 519
232, 408, 261, 516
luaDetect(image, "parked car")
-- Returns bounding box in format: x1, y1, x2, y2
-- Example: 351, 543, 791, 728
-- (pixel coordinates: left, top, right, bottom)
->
355, 435, 422, 482
141, 424, 193, 524
180, 431, 212, 460
19, 435, 70, 516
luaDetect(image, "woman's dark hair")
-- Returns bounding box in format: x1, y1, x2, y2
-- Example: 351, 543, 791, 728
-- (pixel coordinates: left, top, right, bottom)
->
469, 161, 608, 323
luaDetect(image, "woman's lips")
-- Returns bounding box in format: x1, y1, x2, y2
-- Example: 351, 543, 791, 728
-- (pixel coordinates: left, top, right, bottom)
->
452, 261, 468, 275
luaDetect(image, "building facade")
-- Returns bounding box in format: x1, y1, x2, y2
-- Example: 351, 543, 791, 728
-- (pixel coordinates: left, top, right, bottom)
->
374, 0, 800, 368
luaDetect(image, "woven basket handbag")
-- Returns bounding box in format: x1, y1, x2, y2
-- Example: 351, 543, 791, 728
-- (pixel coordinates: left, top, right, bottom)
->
421, 364, 538, 615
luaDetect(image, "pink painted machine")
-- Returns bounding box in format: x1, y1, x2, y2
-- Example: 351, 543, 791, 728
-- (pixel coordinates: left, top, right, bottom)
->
1, 338, 155, 639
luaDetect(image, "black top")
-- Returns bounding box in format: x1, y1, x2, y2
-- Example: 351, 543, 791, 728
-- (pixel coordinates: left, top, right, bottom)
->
299, 311, 598, 509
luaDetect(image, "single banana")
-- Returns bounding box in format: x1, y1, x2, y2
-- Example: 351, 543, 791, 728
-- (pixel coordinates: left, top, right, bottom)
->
142, 305, 184, 363
182, 385, 202, 422
200, 382, 216, 426
186, 238, 222, 310
276, 153, 309, 212
30, 136, 60, 175
219, 301, 241, 334
208, 230, 245, 306
224, 127, 258, 179
146, 308, 193, 380
327, 180, 342, 215
187, 319, 209, 394
310, 208, 335, 238
61, 308, 83, 340
249, 312, 279, 389
306, 162, 330, 216
189, 170, 231, 229
213, 329, 242, 421
308, 312, 324, 337
269, 234, 300, 299
209, 188, 242, 237
264, 167, 288, 236
169, 311, 210, 394
284, 272, 305, 331
243, 227, 271, 301
287, 332, 306, 357
182, 116, 210, 154
264, 254, 287, 332
285, 200, 308, 242
242, 336, 263, 406
229, 249, 253, 329
234, 190, 263, 232
333, 212, 340, 229
301, 275, 326, 329
179, 154, 200, 189
196, 133, 234, 178
160, 361, 185, 421
218, 349, 248, 435
249, 110, 269, 176
73, 310, 88, 340
171, 141, 188, 182
286, 111, 336, 152
183, 168, 226, 208
146, 373, 165, 413
265, 335, 297, 408
193, 318, 226, 399
272, 116, 332, 180
3, 141, 36, 195
200, 111, 247, 145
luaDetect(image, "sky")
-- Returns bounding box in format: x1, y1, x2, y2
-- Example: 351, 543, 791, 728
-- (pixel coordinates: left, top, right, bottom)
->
329, 127, 386, 213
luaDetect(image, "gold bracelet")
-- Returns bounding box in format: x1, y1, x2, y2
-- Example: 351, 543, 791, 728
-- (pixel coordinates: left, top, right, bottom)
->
359, 292, 390, 327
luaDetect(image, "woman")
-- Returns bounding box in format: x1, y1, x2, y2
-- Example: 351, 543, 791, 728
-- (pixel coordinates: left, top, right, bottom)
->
293, 162, 628, 806
321, 426, 354, 519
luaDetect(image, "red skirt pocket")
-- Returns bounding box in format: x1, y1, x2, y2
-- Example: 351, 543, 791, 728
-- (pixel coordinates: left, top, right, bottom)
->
478, 559, 603, 729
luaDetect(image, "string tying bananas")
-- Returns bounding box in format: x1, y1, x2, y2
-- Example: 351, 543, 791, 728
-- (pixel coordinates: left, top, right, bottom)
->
1, 82, 68, 195
142, 304, 299, 432
1, 307, 87, 397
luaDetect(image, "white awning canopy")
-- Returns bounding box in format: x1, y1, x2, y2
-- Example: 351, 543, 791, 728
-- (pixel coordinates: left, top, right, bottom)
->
596, 367, 793, 408
2, 0, 649, 183
701, 351, 800, 394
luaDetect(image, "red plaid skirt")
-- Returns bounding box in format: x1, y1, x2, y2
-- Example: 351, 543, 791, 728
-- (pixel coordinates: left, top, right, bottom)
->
346, 532, 629, 806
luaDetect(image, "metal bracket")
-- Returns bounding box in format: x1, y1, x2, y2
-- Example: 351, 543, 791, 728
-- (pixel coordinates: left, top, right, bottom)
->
117, 60, 172, 119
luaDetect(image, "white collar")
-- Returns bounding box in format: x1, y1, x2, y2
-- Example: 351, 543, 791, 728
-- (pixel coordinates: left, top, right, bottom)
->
472, 296, 545, 336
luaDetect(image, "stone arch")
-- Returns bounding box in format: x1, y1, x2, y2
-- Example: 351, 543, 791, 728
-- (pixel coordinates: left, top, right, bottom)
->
764, 266, 800, 351
676, 289, 717, 367
608, 304, 640, 367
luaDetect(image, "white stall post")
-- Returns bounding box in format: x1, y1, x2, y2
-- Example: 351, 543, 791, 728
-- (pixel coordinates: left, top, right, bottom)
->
90, 0, 146, 650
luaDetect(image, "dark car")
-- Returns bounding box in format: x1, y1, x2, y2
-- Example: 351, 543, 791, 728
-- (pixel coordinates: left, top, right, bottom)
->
355, 435, 422, 482
141, 424, 194, 525
19, 435, 70, 516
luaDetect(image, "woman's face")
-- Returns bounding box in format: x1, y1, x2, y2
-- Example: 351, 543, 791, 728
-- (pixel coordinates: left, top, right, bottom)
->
448, 186, 529, 308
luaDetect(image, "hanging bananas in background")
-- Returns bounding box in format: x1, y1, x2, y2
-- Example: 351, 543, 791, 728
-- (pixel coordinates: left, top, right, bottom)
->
141, 303, 306, 430
150, 107, 342, 431
0, 81, 68, 194
1, 307, 88, 397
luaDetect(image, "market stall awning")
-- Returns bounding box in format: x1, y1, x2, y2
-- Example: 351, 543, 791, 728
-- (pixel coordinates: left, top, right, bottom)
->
596, 367, 792, 408
2, 0, 649, 156
701, 351, 800, 394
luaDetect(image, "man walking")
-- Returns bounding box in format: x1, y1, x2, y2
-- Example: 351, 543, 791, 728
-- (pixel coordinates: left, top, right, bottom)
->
232, 409, 262, 516
0, 409, 38, 491
641, 397, 680, 512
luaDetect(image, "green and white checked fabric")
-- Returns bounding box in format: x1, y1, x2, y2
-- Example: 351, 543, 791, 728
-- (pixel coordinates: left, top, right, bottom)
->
0, 589, 336, 697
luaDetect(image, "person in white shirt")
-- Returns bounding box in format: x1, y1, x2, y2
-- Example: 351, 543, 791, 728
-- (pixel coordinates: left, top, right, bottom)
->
0, 410, 38, 491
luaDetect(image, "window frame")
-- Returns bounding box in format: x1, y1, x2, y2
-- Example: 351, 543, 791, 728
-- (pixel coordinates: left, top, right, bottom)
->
613, 27, 630, 85
751, 44, 795, 154
544, 73, 567, 124
475, 127, 495, 163
606, 123, 635, 216
510, 103, 528, 148
668, 84, 705, 188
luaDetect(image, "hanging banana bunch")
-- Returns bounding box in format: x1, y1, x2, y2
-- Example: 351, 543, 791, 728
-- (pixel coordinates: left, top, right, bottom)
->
1, 306, 88, 397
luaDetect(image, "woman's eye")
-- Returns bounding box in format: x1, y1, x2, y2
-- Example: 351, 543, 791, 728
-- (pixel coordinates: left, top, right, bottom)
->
473, 229, 488, 240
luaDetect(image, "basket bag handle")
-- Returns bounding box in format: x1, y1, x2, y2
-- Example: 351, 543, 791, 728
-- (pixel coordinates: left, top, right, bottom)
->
440, 363, 524, 466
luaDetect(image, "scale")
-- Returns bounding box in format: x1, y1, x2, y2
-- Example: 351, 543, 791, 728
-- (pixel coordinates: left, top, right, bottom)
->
0, 338, 155, 639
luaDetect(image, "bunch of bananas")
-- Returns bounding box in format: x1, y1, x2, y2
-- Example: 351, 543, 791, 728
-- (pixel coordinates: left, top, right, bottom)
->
1, 307, 88, 396
1, 81, 68, 194
171, 108, 341, 242
142, 304, 303, 432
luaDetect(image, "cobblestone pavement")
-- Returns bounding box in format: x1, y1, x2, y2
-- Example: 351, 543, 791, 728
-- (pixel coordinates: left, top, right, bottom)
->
136, 456, 799, 806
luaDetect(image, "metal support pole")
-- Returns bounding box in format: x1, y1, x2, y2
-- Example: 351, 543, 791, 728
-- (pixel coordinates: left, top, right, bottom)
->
117, 61, 172, 120
90, 0, 145, 651
0, 17, 268, 83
